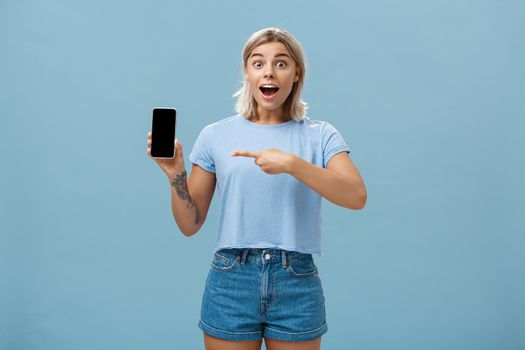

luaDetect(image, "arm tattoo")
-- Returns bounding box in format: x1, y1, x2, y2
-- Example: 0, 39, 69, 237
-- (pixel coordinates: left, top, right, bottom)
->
171, 170, 201, 224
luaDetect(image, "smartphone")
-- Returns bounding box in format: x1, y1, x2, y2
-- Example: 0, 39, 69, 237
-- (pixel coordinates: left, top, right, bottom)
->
150, 107, 176, 158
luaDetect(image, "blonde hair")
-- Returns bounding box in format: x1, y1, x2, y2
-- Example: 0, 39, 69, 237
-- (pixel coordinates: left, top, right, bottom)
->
233, 27, 308, 121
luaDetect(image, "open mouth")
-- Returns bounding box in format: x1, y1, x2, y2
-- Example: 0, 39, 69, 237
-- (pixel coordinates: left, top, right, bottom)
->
259, 86, 279, 97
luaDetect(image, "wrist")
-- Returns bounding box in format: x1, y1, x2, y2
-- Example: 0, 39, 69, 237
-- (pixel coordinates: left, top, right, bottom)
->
286, 154, 298, 174
167, 169, 186, 183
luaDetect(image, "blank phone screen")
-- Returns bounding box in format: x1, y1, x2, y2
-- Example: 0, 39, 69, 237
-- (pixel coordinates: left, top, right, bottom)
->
151, 108, 176, 158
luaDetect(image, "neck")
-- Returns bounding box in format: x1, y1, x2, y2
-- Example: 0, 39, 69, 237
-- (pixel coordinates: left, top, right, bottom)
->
252, 106, 289, 124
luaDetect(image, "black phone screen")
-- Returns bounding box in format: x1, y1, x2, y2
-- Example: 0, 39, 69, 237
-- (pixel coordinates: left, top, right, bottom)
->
151, 108, 176, 158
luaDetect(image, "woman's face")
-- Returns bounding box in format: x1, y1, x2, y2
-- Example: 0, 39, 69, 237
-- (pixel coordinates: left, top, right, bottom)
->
245, 41, 299, 115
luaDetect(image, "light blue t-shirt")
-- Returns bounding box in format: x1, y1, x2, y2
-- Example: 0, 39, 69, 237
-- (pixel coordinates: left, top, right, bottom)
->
188, 113, 351, 257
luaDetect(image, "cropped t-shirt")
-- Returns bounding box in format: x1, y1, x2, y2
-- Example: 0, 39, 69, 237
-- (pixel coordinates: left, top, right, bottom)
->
188, 113, 351, 257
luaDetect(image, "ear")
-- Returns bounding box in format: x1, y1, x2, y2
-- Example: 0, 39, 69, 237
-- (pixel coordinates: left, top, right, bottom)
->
293, 68, 300, 83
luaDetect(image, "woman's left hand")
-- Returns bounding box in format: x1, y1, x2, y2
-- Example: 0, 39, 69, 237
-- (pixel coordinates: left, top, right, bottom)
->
230, 148, 294, 175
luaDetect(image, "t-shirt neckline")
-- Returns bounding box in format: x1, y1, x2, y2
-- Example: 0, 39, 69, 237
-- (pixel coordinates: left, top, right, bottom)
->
237, 114, 295, 127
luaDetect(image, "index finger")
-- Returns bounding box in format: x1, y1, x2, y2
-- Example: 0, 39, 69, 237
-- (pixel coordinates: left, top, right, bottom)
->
231, 150, 259, 158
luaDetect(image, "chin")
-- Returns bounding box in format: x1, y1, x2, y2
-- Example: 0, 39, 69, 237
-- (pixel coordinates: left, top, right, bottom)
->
256, 96, 284, 108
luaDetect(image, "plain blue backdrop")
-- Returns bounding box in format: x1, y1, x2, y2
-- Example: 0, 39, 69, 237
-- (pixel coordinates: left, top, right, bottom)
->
1, 1, 524, 349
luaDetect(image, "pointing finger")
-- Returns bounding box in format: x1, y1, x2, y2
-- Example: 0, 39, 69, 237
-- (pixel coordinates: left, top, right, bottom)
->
231, 150, 259, 158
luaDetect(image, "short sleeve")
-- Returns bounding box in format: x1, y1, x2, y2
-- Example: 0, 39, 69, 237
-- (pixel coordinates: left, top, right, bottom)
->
188, 125, 215, 173
321, 122, 351, 168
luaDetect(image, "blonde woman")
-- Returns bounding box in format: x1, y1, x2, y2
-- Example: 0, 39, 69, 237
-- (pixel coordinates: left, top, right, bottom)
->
147, 27, 366, 350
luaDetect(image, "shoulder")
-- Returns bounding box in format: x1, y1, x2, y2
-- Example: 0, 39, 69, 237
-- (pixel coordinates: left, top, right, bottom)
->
299, 116, 339, 134
201, 114, 240, 133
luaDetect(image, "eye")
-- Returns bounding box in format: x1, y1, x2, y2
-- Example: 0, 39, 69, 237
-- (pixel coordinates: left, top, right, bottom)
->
253, 61, 263, 68
276, 60, 287, 67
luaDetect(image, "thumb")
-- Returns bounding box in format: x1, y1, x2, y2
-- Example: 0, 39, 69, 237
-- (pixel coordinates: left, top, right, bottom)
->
175, 139, 184, 158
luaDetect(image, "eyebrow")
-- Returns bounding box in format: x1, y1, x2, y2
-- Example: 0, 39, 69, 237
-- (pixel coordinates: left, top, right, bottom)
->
249, 53, 291, 59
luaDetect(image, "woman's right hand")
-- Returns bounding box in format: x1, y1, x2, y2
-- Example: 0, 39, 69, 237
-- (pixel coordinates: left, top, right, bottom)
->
147, 131, 186, 179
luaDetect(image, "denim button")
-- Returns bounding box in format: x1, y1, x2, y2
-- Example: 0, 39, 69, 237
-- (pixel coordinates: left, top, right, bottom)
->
264, 253, 271, 260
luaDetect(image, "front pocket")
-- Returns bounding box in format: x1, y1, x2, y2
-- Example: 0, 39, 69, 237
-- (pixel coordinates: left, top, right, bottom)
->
210, 251, 241, 272
286, 255, 318, 277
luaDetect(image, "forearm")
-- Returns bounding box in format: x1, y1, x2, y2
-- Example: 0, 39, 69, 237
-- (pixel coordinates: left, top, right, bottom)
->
168, 170, 202, 236
287, 155, 366, 209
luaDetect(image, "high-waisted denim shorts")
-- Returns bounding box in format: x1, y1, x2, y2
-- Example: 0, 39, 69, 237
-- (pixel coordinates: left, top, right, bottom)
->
198, 248, 327, 342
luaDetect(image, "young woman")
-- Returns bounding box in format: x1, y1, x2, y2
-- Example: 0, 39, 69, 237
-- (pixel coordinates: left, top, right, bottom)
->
147, 27, 366, 350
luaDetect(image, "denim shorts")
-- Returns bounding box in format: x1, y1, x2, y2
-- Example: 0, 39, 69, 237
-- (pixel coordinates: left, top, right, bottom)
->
198, 248, 327, 342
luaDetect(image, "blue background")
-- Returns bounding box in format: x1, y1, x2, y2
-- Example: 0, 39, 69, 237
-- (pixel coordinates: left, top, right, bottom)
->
1, 1, 524, 349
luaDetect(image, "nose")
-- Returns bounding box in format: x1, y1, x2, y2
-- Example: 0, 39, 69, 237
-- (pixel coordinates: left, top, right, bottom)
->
264, 65, 274, 78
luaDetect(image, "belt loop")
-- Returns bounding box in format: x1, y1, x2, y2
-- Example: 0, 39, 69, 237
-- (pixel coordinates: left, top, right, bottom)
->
281, 250, 287, 269
241, 249, 249, 265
